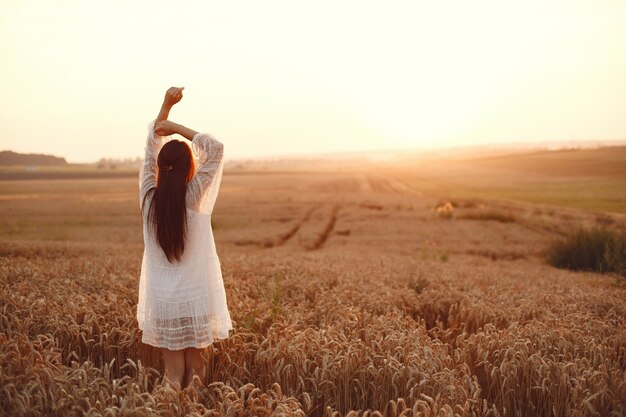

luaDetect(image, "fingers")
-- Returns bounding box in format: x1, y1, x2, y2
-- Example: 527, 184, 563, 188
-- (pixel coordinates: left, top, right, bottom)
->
163, 87, 184, 106
167, 87, 184, 102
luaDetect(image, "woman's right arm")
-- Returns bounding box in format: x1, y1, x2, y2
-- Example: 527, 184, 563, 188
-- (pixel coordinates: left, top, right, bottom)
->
154, 120, 225, 208
186, 131, 224, 210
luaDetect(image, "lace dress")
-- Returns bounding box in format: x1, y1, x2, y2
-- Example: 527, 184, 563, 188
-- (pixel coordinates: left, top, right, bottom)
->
136, 120, 233, 350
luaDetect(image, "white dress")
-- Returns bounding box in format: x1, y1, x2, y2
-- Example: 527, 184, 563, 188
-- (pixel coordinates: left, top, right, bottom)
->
136, 119, 233, 350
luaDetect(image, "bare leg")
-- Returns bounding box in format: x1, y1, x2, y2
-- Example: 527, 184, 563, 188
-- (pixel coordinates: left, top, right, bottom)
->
160, 348, 185, 391
182, 347, 207, 389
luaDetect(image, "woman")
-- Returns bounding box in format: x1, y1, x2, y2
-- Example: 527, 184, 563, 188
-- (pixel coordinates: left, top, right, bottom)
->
137, 86, 232, 391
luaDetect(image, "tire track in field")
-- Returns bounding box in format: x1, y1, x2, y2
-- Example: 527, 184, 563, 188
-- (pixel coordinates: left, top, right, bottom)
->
306, 205, 340, 251
274, 205, 320, 246
233, 205, 320, 248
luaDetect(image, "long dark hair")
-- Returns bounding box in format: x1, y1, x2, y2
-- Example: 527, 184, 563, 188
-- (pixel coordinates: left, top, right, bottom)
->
142, 140, 195, 263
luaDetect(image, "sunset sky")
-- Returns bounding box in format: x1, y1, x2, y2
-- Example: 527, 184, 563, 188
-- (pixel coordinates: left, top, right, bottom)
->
1, 0, 625, 162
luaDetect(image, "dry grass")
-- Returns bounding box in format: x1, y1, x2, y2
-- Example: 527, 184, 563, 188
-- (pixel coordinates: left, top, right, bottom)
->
1, 166, 625, 416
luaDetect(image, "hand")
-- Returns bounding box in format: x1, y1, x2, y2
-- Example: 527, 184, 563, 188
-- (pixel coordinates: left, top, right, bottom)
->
155, 120, 179, 136
163, 86, 184, 108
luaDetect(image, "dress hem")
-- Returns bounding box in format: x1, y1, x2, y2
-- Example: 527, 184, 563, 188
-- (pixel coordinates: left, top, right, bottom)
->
139, 328, 233, 351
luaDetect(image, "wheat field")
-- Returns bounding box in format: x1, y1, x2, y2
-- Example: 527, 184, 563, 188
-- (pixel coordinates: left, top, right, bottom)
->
1, 156, 625, 416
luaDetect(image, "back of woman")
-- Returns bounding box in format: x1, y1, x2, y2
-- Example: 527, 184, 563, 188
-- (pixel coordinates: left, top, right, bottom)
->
136, 87, 232, 391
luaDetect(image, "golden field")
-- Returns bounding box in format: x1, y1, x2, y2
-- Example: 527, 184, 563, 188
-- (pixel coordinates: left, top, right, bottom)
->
1, 146, 625, 416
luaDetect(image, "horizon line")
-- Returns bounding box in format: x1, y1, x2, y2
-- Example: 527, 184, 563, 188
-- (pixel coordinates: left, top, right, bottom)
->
4, 138, 626, 165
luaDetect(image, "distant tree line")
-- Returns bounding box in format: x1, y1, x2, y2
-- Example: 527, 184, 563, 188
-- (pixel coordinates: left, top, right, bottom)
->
0, 151, 67, 166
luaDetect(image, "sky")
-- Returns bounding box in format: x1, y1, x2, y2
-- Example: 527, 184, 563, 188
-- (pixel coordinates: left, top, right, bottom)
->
1, 0, 625, 162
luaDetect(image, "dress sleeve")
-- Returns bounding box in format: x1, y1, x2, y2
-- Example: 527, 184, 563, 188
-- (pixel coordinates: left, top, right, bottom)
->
186, 132, 225, 213
139, 119, 166, 212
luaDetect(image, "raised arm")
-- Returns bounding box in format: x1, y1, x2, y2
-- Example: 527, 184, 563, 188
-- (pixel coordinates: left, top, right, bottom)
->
156, 87, 184, 122
147, 86, 224, 212
138, 87, 185, 211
